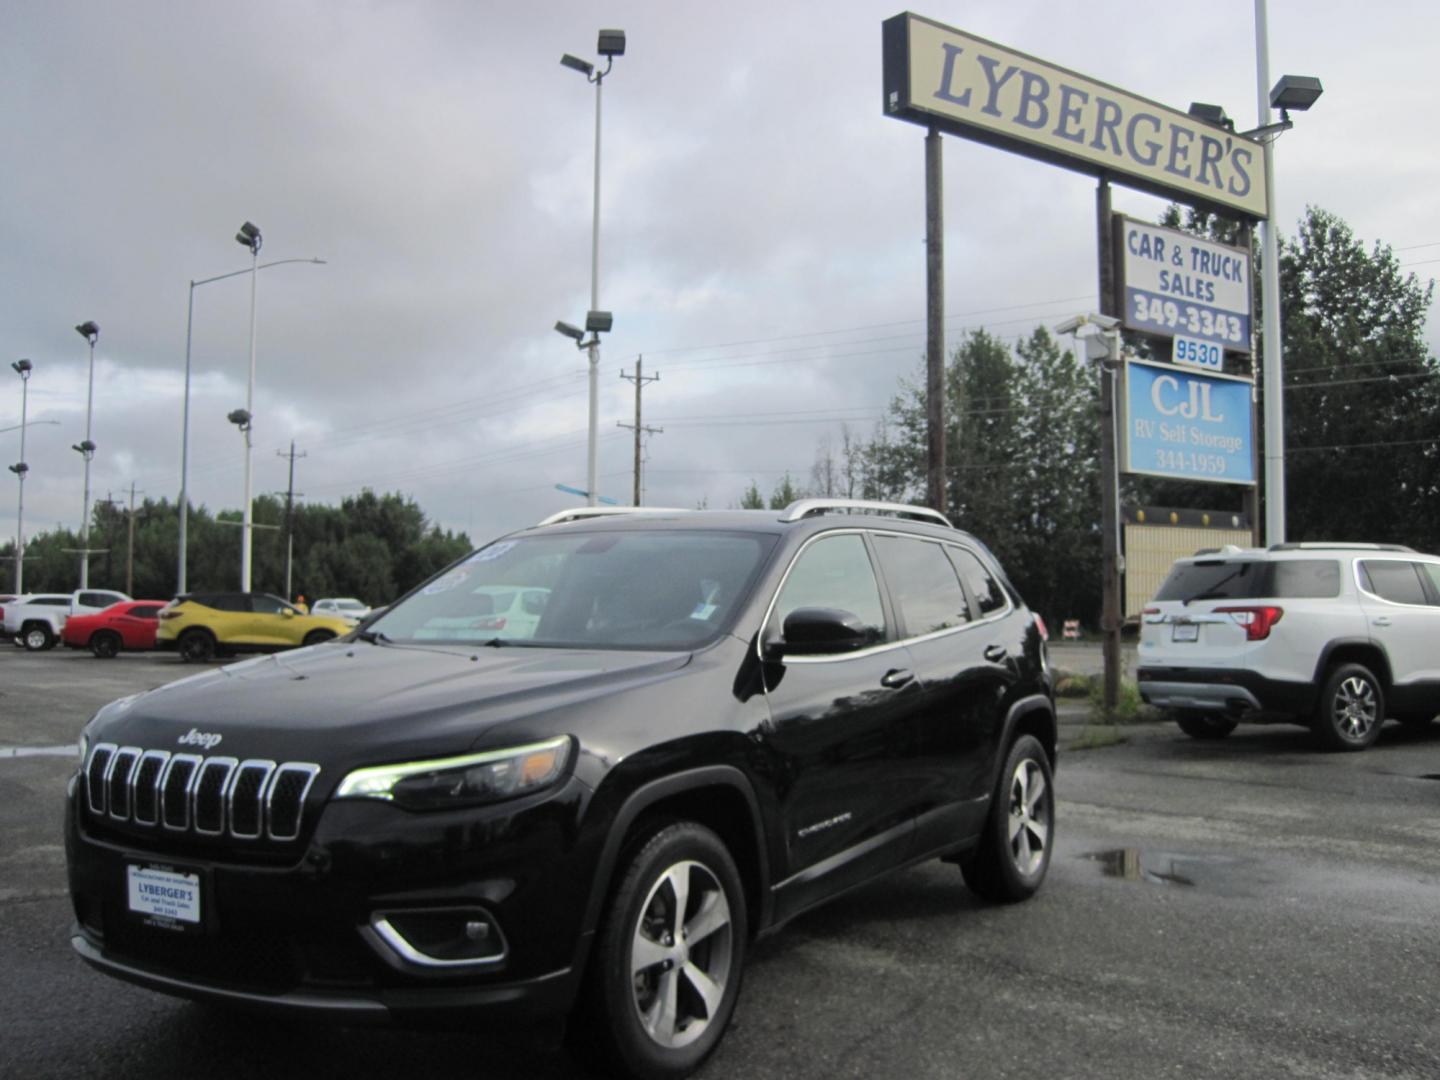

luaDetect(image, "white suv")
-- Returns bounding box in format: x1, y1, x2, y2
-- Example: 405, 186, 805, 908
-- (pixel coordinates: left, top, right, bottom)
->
1138, 543, 1440, 751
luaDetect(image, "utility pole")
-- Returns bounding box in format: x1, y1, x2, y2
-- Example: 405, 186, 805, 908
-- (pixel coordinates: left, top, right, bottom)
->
1096, 178, 1121, 715
618, 357, 661, 506
125, 482, 144, 596
924, 125, 946, 516
277, 442, 306, 601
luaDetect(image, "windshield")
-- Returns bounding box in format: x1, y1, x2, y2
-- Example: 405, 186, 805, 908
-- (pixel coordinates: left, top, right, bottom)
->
370, 529, 777, 650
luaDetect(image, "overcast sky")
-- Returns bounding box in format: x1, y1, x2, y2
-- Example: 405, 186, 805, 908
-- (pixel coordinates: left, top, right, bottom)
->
3, 0, 1437, 584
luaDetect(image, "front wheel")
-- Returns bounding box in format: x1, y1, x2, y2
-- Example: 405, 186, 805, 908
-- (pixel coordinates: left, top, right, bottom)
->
21, 623, 54, 652
89, 631, 121, 659
1173, 711, 1238, 740
1313, 663, 1385, 751
571, 821, 747, 1080
960, 734, 1055, 902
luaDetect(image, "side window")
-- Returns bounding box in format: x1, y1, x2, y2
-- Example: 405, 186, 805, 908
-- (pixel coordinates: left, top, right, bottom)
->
1360, 560, 1428, 606
1422, 563, 1440, 607
770, 535, 885, 640
251, 595, 287, 615
872, 535, 970, 637
949, 548, 1008, 616
78, 592, 109, 608
208, 594, 247, 612
132, 605, 162, 620
1270, 560, 1341, 598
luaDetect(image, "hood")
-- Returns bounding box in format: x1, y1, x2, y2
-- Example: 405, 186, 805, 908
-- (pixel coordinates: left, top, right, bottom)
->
86, 640, 692, 772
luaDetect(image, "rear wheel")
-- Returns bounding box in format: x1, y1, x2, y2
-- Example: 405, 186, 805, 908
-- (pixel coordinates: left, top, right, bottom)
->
1173, 711, 1238, 740
960, 734, 1054, 903
1313, 663, 1384, 751
571, 821, 746, 1080
89, 631, 121, 659
177, 629, 216, 663
21, 622, 53, 652
302, 630, 335, 647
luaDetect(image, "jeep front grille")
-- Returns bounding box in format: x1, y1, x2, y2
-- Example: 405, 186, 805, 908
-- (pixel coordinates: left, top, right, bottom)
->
85, 743, 319, 842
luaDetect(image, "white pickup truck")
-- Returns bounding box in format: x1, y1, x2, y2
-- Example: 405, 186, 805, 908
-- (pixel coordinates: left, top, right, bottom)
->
2, 589, 131, 651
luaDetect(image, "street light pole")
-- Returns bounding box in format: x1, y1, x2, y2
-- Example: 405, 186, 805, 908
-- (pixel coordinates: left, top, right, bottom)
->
1255, 0, 1285, 545
236, 222, 262, 592
74, 321, 99, 588
178, 256, 325, 595
9, 359, 32, 593
561, 30, 625, 508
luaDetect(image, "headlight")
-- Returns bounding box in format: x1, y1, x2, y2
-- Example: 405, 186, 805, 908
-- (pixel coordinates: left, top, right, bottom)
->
334, 736, 572, 810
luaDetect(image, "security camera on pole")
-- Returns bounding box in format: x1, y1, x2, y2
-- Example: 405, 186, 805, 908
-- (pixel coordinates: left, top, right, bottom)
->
556, 29, 625, 507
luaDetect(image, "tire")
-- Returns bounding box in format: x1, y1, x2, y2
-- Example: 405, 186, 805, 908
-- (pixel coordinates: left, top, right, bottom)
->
177, 629, 216, 663
89, 631, 121, 659
302, 630, 335, 647
21, 622, 54, 652
571, 821, 747, 1080
1313, 662, 1385, 751
1173, 711, 1238, 740
960, 734, 1055, 903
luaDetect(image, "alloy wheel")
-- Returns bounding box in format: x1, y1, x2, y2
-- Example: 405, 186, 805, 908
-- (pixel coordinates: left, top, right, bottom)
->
1334, 676, 1378, 739
1008, 758, 1050, 877
629, 859, 734, 1051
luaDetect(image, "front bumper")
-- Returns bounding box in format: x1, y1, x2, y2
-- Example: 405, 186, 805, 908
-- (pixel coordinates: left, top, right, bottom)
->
1136, 666, 1316, 718
65, 775, 597, 1023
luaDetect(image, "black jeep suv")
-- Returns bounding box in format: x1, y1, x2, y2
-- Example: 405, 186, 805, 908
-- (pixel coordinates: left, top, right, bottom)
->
66, 500, 1057, 1079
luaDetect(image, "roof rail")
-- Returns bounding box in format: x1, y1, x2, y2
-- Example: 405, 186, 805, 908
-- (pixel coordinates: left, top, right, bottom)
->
1268, 542, 1417, 553
535, 506, 691, 528
779, 498, 953, 528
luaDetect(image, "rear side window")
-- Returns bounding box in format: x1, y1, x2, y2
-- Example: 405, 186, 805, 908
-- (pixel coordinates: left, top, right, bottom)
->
203, 594, 248, 612
131, 605, 163, 619
1422, 564, 1440, 606
949, 548, 1007, 616
872, 535, 970, 637
1269, 560, 1341, 598
1360, 560, 1429, 606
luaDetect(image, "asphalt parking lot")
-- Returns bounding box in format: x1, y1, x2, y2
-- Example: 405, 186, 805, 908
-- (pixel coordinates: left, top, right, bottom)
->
3, 644, 1439, 1079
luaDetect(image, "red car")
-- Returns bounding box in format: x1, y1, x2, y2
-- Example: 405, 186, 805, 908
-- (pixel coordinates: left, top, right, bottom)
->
62, 601, 168, 658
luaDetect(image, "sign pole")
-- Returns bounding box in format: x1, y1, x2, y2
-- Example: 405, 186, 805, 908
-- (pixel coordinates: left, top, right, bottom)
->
1097, 177, 1121, 713
925, 125, 946, 515
1238, 221, 1262, 548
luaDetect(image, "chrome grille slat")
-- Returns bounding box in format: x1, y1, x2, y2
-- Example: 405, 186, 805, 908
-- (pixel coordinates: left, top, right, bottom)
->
83, 746, 319, 843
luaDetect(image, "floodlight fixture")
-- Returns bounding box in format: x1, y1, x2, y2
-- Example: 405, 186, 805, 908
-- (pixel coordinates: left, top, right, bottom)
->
597, 29, 626, 58
235, 221, 262, 254
75, 321, 99, 342
554, 320, 586, 342
1270, 75, 1323, 113
72, 439, 96, 455
560, 53, 594, 77
1187, 102, 1234, 131
585, 310, 613, 334
227, 408, 253, 429
9, 463, 27, 476
11, 358, 32, 376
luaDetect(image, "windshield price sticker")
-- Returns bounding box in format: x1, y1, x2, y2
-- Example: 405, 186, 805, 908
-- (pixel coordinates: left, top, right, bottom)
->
1120, 219, 1252, 353
128, 865, 201, 924
1172, 335, 1222, 371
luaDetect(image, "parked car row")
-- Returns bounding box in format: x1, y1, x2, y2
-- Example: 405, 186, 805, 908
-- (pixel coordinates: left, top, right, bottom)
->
1, 591, 370, 659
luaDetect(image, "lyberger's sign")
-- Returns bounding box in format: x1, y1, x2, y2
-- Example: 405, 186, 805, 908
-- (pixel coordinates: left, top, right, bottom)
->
882, 13, 1269, 219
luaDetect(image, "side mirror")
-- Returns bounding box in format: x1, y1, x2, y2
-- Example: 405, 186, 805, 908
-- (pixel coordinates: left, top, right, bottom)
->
282, 608, 296, 618
767, 607, 878, 658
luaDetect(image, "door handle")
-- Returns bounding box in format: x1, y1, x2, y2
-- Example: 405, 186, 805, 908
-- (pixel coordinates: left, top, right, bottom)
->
984, 645, 1008, 663
1371, 617, 1392, 627
881, 668, 914, 689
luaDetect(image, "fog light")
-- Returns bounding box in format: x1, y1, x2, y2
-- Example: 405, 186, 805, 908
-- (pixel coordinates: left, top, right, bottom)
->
367, 907, 508, 970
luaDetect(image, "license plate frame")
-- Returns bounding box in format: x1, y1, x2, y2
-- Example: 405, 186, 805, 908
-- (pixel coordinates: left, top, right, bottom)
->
1171, 622, 1200, 643
126, 863, 204, 932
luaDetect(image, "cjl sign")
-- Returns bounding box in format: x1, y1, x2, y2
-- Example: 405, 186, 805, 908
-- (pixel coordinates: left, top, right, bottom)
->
1122, 360, 1254, 485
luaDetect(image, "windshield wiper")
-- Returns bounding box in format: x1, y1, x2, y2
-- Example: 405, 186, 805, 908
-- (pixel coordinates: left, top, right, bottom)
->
1181, 566, 1248, 605
356, 629, 392, 645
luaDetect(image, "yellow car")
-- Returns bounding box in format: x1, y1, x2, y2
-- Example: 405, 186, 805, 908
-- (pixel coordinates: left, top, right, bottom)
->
156, 591, 354, 662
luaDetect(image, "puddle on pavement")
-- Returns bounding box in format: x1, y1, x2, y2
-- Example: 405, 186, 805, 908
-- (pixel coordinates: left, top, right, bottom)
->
1084, 848, 1241, 888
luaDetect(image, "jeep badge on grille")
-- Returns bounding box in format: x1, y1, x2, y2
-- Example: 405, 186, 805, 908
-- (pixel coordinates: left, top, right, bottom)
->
177, 728, 223, 750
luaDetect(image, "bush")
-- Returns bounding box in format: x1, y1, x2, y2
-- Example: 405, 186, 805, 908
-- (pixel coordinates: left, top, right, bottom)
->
1087, 678, 1159, 724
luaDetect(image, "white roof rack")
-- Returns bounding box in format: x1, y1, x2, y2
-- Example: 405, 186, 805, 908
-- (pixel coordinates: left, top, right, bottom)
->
535, 506, 691, 528
779, 498, 953, 528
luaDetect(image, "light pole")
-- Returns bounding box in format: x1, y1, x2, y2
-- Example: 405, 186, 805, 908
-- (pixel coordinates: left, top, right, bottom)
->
73, 321, 99, 588
8, 359, 32, 593
178, 254, 325, 595
1253, 1, 1323, 544
235, 221, 262, 592
559, 29, 625, 507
